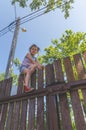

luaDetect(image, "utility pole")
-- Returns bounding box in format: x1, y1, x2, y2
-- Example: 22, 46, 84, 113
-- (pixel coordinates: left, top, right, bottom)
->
5, 17, 20, 79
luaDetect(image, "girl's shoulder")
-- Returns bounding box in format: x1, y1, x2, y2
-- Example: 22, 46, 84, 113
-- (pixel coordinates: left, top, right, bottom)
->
26, 52, 31, 57
26, 52, 30, 55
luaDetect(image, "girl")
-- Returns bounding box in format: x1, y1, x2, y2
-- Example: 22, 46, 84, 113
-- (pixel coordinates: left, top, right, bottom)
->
20, 44, 44, 92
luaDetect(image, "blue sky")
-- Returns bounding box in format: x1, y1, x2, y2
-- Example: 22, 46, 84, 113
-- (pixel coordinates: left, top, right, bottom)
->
0, 0, 86, 75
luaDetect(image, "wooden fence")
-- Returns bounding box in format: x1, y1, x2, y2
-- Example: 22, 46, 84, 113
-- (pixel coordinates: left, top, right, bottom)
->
0, 52, 86, 130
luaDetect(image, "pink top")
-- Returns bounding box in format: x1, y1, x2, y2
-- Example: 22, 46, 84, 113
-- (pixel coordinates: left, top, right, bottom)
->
21, 53, 36, 67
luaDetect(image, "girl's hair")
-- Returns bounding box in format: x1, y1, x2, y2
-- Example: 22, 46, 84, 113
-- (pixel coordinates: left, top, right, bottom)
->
29, 44, 40, 52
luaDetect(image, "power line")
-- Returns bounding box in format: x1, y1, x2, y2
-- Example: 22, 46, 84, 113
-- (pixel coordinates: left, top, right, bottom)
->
0, 21, 16, 36
0, 1, 68, 37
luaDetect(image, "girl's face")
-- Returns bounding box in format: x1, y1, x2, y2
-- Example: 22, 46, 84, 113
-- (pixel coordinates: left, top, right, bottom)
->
30, 46, 38, 55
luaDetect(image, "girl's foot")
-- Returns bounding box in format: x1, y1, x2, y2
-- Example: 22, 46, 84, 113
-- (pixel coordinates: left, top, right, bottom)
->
24, 85, 34, 92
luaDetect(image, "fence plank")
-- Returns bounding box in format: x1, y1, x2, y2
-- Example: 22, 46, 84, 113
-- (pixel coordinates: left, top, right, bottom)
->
37, 69, 44, 130
17, 74, 24, 94
54, 60, 73, 130
5, 102, 14, 130
64, 57, 86, 130
0, 80, 4, 122
19, 100, 28, 130
54, 59, 64, 82
82, 50, 86, 103
45, 64, 55, 86
82, 51, 86, 63
45, 64, 59, 130
28, 71, 36, 130
0, 80, 4, 99
0, 78, 12, 130
73, 54, 86, 79
18, 74, 28, 130
12, 74, 24, 130
74, 53, 86, 122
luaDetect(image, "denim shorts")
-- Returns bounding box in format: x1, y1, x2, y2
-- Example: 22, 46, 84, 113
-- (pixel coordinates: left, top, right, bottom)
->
20, 65, 30, 73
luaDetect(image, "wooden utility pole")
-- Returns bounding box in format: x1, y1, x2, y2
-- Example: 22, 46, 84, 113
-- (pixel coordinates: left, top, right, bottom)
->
5, 17, 20, 79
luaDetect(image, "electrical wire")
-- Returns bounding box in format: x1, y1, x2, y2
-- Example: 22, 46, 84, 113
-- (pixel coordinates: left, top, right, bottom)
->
0, 1, 68, 37
0, 21, 16, 36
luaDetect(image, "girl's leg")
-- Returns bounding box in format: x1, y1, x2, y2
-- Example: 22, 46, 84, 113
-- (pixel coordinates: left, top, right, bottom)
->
23, 64, 37, 86
21, 69, 30, 86
24, 69, 32, 86
22, 69, 34, 92
29, 64, 37, 74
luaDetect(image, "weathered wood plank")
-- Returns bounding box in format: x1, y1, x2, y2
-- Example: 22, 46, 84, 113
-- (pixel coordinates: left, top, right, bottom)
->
12, 74, 24, 130
74, 53, 86, 122
37, 69, 44, 130
5, 103, 14, 130
64, 57, 86, 130
0, 80, 4, 122
0, 78, 12, 130
45, 64, 55, 86
0, 80, 4, 99
73, 54, 86, 79
18, 74, 28, 130
82, 51, 86, 102
45, 64, 59, 130
82, 51, 86, 104
54, 59, 73, 130
17, 74, 24, 94
12, 101, 21, 130
19, 100, 28, 130
28, 71, 36, 130
82, 51, 86, 63
54, 59, 64, 82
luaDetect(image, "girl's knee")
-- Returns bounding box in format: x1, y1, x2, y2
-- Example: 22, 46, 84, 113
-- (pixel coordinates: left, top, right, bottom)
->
33, 64, 37, 69
31, 64, 37, 69
29, 64, 36, 73
30, 68, 35, 73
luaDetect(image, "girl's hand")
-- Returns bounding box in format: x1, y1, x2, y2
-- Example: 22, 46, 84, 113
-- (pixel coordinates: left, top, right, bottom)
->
38, 65, 44, 70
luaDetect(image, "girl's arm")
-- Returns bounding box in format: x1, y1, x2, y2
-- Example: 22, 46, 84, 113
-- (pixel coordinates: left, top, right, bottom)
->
35, 60, 44, 70
26, 53, 44, 69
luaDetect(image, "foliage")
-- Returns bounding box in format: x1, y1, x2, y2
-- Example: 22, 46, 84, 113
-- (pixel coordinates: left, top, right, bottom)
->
40, 30, 86, 64
0, 71, 18, 86
11, 0, 74, 18
0, 58, 21, 85
8, 58, 21, 85
10, 70, 18, 86
0, 73, 5, 81
13, 58, 21, 70
12, 0, 28, 7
